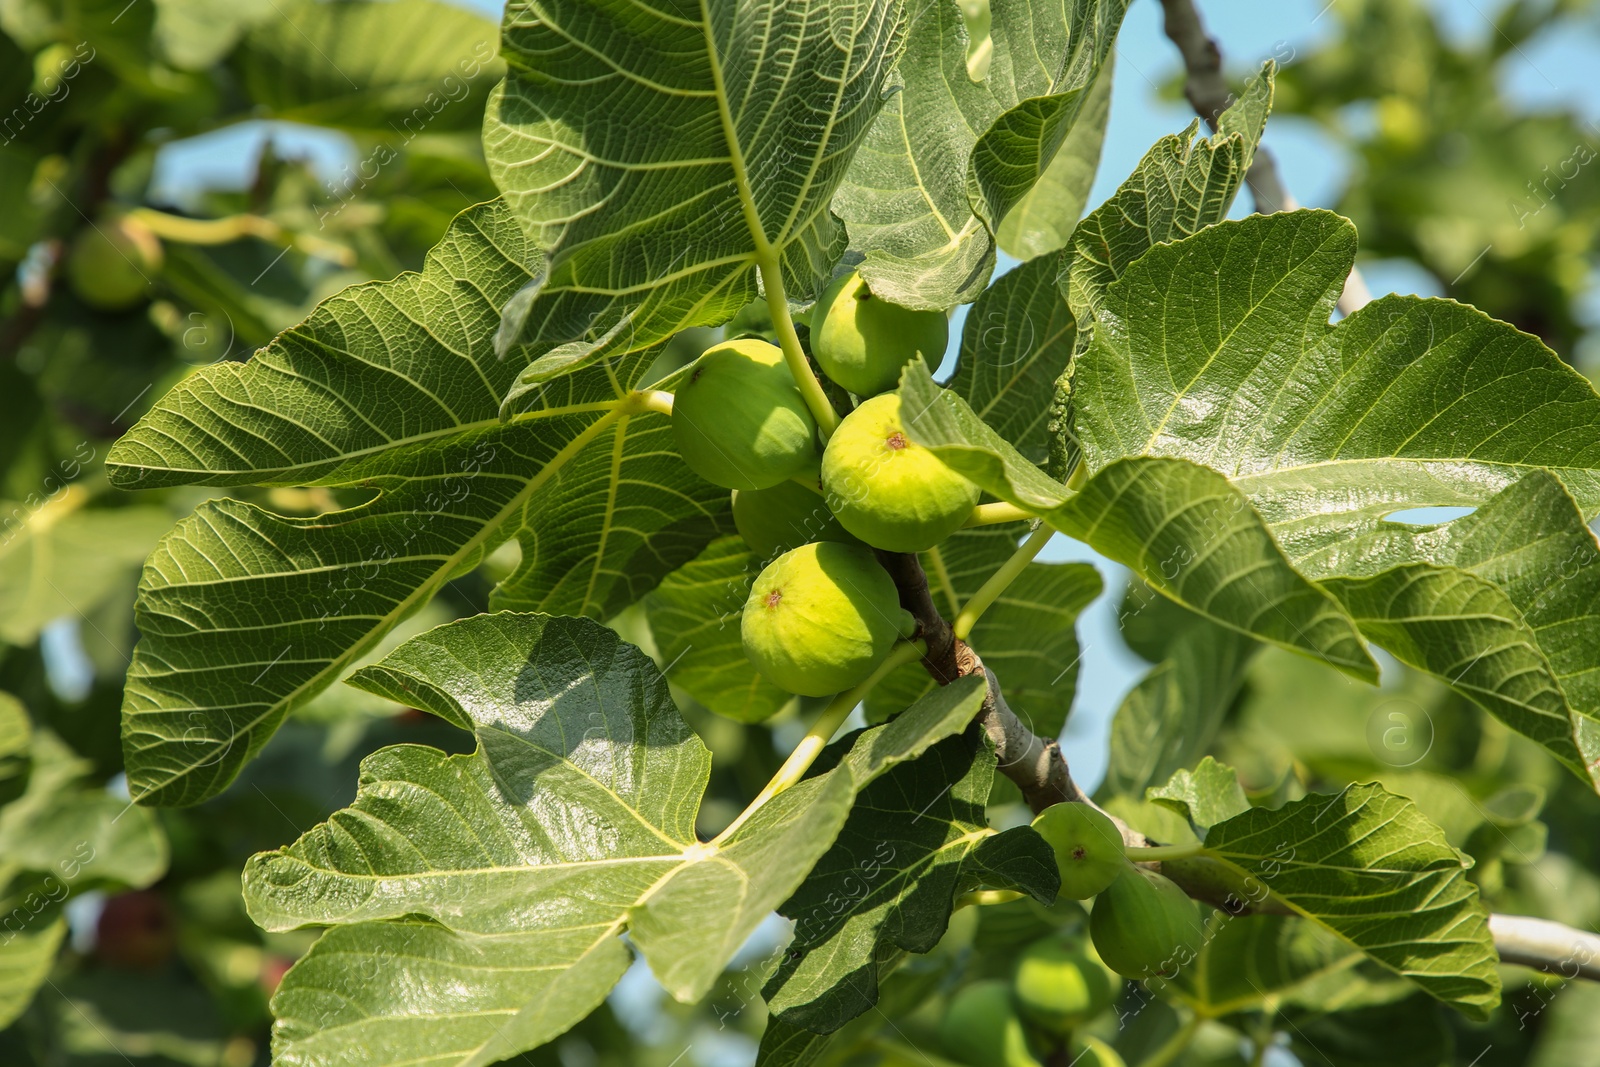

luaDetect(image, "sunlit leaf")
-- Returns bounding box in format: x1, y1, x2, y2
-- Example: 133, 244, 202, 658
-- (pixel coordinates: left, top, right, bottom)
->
484, 0, 905, 389
1169, 783, 1500, 1019
765, 729, 1055, 1032
246, 613, 986, 1067
108, 203, 719, 806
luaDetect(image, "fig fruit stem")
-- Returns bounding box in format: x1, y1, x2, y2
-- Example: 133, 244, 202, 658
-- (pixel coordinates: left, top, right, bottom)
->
953, 888, 1023, 910
757, 258, 842, 439
636, 389, 674, 417
126, 207, 354, 266
711, 638, 927, 845
1125, 842, 1208, 863
953, 523, 1054, 641
1134, 1013, 1203, 1067
962, 501, 1038, 528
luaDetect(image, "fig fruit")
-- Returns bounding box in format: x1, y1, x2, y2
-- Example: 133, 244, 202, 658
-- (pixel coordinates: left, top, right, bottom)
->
939, 980, 1043, 1067
821, 392, 979, 552
1032, 802, 1127, 899
731, 478, 856, 560
672, 339, 818, 490
67, 215, 163, 311
1012, 934, 1118, 1033
1089, 867, 1204, 980
1069, 1037, 1127, 1067
741, 541, 911, 696
810, 270, 948, 396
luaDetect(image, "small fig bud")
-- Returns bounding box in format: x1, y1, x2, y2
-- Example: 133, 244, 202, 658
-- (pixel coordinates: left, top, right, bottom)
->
731, 478, 856, 560
1012, 932, 1118, 1033
67, 214, 163, 311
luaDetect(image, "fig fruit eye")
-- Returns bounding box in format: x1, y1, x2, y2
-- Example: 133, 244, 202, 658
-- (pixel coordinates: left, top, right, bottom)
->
671, 338, 818, 491
1031, 802, 1127, 900
740, 541, 908, 697
1088, 866, 1205, 980
810, 270, 948, 397
821, 392, 979, 553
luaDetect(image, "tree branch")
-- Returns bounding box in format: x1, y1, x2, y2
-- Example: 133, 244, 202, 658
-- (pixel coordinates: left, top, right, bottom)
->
878, 548, 1147, 844
1156, 0, 1371, 315
1489, 914, 1600, 981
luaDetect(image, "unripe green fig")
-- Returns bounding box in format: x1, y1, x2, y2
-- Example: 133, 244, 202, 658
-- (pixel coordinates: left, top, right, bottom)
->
1032, 803, 1127, 900
67, 215, 163, 311
672, 339, 818, 490
821, 392, 979, 553
731, 479, 856, 559
1069, 1037, 1127, 1067
1089, 867, 1204, 980
939, 980, 1043, 1067
1013, 934, 1118, 1033
810, 270, 949, 396
741, 542, 912, 696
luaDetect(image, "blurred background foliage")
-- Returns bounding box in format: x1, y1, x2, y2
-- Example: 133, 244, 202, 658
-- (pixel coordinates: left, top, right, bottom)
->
1270, 0, 1600, 365
0, 0, 1595, 1065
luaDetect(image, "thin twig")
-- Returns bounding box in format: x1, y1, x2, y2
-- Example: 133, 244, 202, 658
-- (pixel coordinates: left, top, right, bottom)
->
1156, 0, 1371, 315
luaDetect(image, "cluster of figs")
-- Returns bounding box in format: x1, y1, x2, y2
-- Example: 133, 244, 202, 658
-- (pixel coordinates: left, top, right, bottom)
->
671, 270, 973, 703
941, 804, 1207, 1067
674, 275, 1205, 1060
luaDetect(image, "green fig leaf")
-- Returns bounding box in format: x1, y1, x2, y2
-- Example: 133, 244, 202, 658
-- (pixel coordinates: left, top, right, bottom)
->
764, 729, 1056, 1033
106, 203, 723, 806
1063, 64, 1272, 328
995, 56, 1113, 261
835, 0, 1127, 309
236, 0, 501, 132
245, 613, 986, 1067
947, 253, 1078, 465
1074, 209, 1600, 555
1308, 472, 1600, 790
1099, 610, 1257, 802
483, 0, 905, 388
0, 916, 64, 1029
901, 368, 1375, 679
1168, 783, 1500, 1020
1147, 756, 1250, 831
0, 730, 167, 891
0, 493, 171, 645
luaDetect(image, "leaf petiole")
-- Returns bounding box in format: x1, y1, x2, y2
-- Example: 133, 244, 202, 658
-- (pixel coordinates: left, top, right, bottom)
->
1134, 1012, 1203, 1067
1125, 842, 1209, 863
127, 207, 355, 266
952, 523, 1054, 641
961, 501, 1038, 528
953, 888, 1023, 910
635, 390, 674, 417
758, 257, 842, 439
712, 638, 927, 845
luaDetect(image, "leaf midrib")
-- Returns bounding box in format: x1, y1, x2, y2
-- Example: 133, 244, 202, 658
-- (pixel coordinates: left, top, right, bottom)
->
108, 399, 623, 483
